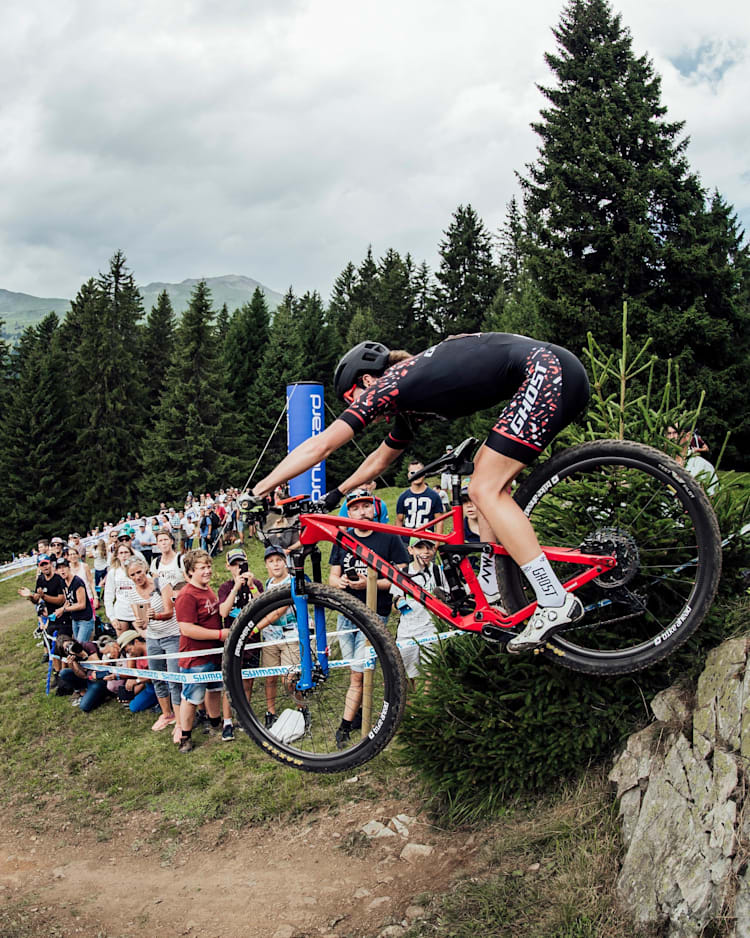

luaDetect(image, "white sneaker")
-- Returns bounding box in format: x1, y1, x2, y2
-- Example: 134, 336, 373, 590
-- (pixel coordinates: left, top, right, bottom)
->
507, 593, 584, 654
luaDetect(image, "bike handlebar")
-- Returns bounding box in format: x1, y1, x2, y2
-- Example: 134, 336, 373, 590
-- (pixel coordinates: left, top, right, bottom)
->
407, 437, 479, 482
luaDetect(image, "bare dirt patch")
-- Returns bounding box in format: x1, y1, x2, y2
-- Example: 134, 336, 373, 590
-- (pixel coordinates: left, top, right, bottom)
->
0, 599, 32, 633
0, 797, 482, 938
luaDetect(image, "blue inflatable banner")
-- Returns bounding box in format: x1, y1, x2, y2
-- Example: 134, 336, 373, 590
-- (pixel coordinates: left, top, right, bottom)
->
287, 382, 326, 499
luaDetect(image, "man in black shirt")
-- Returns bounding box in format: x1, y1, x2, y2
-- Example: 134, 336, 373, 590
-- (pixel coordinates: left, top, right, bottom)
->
329, 489, 408, 748
18, 554, 67, 627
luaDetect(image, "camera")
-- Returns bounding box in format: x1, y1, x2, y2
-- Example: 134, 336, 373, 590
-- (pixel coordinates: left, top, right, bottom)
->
344, 560, 361, 582
64, 640, 88, 660
35, 599, 49, 617
237, 560, 249, 575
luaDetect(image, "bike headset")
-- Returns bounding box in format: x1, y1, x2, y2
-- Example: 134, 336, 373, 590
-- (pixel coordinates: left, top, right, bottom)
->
333, 341, 390, 404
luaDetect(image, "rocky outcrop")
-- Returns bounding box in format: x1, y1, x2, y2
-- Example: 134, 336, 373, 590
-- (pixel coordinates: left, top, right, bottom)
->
610, 637, 750, 937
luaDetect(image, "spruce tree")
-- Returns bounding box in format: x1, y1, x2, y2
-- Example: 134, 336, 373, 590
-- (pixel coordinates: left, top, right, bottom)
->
374, 249, 416, 349
216, 302, 230, 347
65, 252, 147, 523
520, 0, 750, 464
246, 292, 303, 480
223, 287, 271, 414
433, 204, 500, 338
1, 316, 75, 552
294, 290, 337, 386
328, 261, 358, 358
141, 280, 231, 504
519, 0, 706, 353
142, 290, 177, 409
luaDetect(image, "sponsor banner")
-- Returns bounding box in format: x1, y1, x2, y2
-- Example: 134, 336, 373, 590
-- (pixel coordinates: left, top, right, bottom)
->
287, 382, 326, 499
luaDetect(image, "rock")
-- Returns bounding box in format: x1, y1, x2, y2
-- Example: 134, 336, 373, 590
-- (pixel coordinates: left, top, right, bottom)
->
367, 896, 392, 911
362, 820, 386, 837
273, 927, 295, 938
650, 685, 692, 725
353, 887, 372, 899
405, 905, 426, 920
389, 816, 409, 837
373, 826, 398, 839
611, 634, 750, 938
395, 813, 417, 826
377, 927, 405, 937
400, 843, 434, 862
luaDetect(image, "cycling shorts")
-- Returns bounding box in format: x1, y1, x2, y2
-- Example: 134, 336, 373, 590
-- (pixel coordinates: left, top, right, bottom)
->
486, 345, 589, 464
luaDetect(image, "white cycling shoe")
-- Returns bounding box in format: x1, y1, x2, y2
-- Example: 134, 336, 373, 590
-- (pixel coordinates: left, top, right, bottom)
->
507, 592, 584, 654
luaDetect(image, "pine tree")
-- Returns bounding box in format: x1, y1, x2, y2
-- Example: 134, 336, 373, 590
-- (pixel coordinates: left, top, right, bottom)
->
352, 247, 379, 314
294, 290, 337, 386
1, 316, 75, 553
374, 249, 416, 349
519, 0, 706, 353
65, 252, 148, 523
433, 204, 500, 338
328, 261, 358, 359
216, 302, 230, 347
141, 280, 231, 504
142, 290, 177, 409
246, 292, 304, 480
409, 260, 438, 351
223, 287, 271, 415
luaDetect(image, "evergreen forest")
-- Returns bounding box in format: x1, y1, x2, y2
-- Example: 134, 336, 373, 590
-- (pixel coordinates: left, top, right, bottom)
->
1, 0, 749, 558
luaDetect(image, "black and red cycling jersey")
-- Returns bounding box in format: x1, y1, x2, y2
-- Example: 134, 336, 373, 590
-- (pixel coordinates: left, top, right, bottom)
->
337, 333, 590, 464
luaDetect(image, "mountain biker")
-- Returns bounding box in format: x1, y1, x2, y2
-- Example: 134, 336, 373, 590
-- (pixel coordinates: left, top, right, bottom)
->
251, 332, 590, 652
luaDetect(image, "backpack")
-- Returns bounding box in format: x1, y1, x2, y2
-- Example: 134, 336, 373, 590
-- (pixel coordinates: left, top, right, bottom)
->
270, 708, 306, 744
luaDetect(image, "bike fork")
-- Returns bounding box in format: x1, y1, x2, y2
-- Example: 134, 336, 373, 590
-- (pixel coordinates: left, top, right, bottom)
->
290, 548, 329, 693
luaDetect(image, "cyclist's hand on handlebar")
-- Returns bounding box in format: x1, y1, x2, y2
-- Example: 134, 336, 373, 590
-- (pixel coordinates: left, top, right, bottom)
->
238, 493, 265, 514
317, 488, 344, 512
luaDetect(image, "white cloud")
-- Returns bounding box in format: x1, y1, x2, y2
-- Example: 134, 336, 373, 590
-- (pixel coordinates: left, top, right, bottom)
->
0, 0, 748, 300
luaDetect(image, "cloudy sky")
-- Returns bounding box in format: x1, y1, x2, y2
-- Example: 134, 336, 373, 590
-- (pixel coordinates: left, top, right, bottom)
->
1, 0, 748, 302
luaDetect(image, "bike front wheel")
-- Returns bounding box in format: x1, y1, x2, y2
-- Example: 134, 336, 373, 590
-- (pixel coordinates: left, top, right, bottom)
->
497, 440, 722, 675
223, 583, 407, 772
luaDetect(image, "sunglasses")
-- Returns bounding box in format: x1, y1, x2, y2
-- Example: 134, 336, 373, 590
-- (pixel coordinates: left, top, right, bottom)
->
342, 383, 359, 405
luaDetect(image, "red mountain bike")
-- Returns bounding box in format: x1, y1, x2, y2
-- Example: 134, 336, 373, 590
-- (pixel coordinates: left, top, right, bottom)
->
223, 437, 721, 772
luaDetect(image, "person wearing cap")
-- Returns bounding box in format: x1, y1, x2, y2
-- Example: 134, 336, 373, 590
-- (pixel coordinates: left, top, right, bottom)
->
338, 480, 388, 524
216, 548, 264, 739
116, 629, 159, 714
391, 537, 448, 690
329, 489, 409, 749
115, 527, 147, 565
57, 556, 96, 644
19, 555, 69, 678
49, 537, 66, 564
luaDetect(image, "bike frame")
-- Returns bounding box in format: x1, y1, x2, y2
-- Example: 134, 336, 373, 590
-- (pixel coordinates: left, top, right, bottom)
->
292, 500, 617, 638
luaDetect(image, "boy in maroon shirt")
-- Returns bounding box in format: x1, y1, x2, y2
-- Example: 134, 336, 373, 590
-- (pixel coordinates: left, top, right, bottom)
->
174, 549, 231, 753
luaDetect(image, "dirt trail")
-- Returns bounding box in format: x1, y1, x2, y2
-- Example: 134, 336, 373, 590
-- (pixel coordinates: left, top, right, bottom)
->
0, 798, 481, 938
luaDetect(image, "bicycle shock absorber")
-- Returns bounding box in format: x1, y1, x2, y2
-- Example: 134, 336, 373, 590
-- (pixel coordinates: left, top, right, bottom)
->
437, 549, 476, 616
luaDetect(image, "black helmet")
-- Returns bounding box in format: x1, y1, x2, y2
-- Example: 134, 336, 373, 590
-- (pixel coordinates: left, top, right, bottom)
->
333, 341, 390, 402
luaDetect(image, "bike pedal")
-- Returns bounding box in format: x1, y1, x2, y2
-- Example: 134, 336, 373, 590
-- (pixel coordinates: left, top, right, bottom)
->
480, 624, 510, 644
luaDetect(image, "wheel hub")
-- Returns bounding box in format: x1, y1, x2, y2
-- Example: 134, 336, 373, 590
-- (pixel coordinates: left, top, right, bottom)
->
581, 526, 641, 589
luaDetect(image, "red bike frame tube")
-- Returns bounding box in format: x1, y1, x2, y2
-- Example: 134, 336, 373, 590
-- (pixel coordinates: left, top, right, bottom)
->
298, 511, 616, 634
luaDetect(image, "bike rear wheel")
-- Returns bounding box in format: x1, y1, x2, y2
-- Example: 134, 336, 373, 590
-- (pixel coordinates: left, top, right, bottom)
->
497, 440, 722, 675
223, 583, 407, 772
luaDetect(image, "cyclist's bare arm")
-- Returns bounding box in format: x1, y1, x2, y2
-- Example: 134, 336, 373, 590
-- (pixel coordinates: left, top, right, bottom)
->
337, 441, 402, 494
253, 419, 355, 497
253, 420, 402, 500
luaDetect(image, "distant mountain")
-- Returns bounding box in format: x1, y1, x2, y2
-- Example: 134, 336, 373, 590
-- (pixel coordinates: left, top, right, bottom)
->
0, 275, 284, 341
0, 289, 71, 340
138, 275, 284, 317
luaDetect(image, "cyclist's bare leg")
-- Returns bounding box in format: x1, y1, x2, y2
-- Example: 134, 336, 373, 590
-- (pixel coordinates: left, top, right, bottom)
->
470, 446, 582, 649
469, 446, 541, 565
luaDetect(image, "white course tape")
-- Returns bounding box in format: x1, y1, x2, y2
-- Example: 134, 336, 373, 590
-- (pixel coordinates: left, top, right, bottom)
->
72, 627, 465, 683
